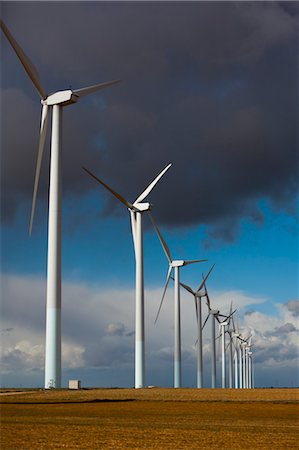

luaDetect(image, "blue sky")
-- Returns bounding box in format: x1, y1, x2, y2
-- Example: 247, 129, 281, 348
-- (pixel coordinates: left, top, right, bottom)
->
1, 1, 298, 388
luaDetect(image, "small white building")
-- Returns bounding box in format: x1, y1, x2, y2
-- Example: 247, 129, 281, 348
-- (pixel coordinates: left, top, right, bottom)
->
68, 380, 81, 389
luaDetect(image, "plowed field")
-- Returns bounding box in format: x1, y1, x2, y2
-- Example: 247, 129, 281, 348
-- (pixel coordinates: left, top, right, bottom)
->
1, 388, 298, 449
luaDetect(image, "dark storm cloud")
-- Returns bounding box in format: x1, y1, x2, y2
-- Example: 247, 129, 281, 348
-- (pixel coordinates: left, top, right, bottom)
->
1, 2, 298, 240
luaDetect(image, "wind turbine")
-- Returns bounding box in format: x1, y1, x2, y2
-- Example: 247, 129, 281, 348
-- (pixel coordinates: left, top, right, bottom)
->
217, 308, 236, 389
226, 303, 236, 388
234, 319, 245, 389
202, 286, 235, 389
232, 333, 240, 388
239, 338, 244, 389
149, 214, 206, 388
238, 333, 252, 388
219, 320, 229, 388
83, 163, 172, 388
1, 20, 121, 389
245, 337, 253, 389
178, 264, 215, 388
248, 350, 254, 388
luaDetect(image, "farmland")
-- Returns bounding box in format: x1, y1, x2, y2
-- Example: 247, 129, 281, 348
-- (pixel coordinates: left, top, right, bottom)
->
1, 388, 298, 449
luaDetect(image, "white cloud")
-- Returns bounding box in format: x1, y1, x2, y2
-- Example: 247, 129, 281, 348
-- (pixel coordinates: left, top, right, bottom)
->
209, 289, 267, 312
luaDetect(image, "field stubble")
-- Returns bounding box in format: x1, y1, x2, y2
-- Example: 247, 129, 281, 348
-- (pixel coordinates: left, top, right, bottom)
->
0, 388, 298, 449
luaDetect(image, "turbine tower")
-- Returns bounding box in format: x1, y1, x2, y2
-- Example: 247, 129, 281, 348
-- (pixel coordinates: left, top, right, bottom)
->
1, 20, 120, 389
149, 214, 206, 388
178, 265, 215, 388
83, 164, 172, 388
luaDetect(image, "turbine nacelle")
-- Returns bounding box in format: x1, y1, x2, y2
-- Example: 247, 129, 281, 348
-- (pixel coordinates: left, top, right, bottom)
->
43, 90, 79, 106
171, 260, 186, 267
196, 289, 206, 297
211, 309, 220, 315
133, 202, 151, 212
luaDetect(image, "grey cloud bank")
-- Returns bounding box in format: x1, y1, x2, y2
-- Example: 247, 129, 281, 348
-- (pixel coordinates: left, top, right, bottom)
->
1, 274, 298, 388
1, 2, 298, 242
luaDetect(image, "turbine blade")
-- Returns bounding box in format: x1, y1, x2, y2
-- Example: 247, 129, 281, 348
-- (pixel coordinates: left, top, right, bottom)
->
0, 20, 47, 99
155, 265, 172, 324
205, 292, 211, 310
202, 274, 211, 308
194, 297, 198, 322
179, 279, 198, 319
202, 313, 210, 330
231, 313, 236, 332
216, 329, 222, 340
227, 309, 237, 321
196, 263, 215, 293
232, 337, 238, 351
183, 259, 207, 266
148, 212, 172, 263
134, 163, 172, 205
73, 79, 121, 97
29, 104, 49, 234
130, 211, 137, 252
179, 281, 195, 296
236, 317, 240, 334
83, 167, 135, 210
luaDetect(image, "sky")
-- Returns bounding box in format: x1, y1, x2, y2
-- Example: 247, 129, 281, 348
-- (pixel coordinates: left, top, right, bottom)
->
0, 1, 298, 389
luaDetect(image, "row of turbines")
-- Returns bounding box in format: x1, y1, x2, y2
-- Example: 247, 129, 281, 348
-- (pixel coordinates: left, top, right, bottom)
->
84, 165, 255, 390
1, 20, 254, 389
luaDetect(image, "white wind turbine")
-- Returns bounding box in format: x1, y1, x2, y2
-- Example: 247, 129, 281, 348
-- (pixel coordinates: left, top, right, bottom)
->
1, 20, 120, 389
149, 214, 207, 388
219, 320, 229, 388
202, 285, 234, 389
248, 350, 254, 388
217, 308, 236, 389
232, 333, 240, 388
239, 337, 244, 389
245, 337, 253, 389
234, 319, 245, 389
225, 303, 236, 388
83, 163, 172, 388
178, 265, 215, 388
242, 341, 247, 388
239, 333, 251, 388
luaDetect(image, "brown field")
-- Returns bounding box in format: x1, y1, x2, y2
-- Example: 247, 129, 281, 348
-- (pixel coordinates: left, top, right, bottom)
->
1, 388, 298, 449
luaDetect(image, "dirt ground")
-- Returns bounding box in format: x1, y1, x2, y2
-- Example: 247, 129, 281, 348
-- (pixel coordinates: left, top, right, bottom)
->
1, 388, 298, 449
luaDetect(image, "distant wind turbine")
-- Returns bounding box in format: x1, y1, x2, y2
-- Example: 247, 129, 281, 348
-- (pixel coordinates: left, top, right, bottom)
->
0, 20, 120, 389
149, 214, 206, 388
245, 337, 253, 389
225, 303, 236, 388
248, 350, 254, 388
219, 320, 229, 388
238, 332, 252, 388
202, 285, 234, 389
232, 334, 240, 388
83, 163, 172, 388
178, 265, 215, 388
